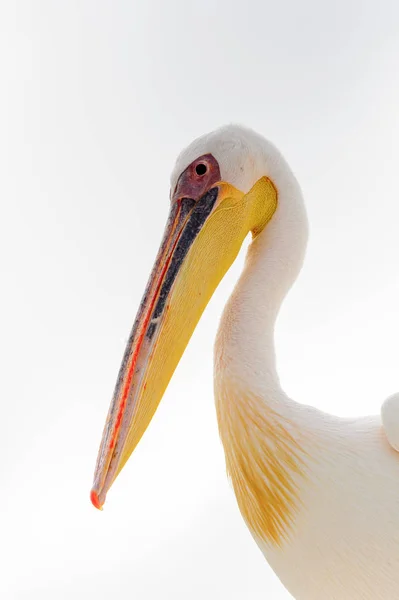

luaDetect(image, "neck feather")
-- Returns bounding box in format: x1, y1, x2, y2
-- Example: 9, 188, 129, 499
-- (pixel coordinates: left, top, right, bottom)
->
214, 169, 310, 546
214, 167, 308, 399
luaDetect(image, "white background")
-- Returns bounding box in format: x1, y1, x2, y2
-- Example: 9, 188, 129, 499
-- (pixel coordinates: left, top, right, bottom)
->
2, 1, 399, 598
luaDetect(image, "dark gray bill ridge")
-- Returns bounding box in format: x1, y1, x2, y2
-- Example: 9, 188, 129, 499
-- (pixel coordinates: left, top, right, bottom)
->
92, 197, 193, 480
147, 187, 219, 340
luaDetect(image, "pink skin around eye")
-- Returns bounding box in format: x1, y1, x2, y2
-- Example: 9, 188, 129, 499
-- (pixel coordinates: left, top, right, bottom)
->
172, 154, 221, 202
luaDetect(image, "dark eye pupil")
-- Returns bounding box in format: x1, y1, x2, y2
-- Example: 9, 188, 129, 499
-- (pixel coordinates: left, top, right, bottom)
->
195, 163, 207, 176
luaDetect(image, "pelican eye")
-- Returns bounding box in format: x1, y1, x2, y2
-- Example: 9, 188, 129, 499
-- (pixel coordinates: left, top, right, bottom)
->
195, 163, 207, 176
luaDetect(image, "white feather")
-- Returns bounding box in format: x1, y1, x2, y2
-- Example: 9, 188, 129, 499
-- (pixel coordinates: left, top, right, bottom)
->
174, 125, 399, 599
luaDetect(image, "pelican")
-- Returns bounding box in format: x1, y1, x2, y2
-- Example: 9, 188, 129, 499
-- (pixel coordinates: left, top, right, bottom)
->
91, 125, 399, 599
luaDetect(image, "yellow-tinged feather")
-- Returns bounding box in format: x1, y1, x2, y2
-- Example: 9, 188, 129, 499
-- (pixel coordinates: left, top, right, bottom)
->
215, 382, 308, 546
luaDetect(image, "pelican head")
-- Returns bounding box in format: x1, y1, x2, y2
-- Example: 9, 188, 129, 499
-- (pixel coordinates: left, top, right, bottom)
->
90, 124, 307, 509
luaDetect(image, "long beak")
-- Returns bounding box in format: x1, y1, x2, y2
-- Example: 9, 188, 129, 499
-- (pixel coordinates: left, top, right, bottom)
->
91, 177, 277, 509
